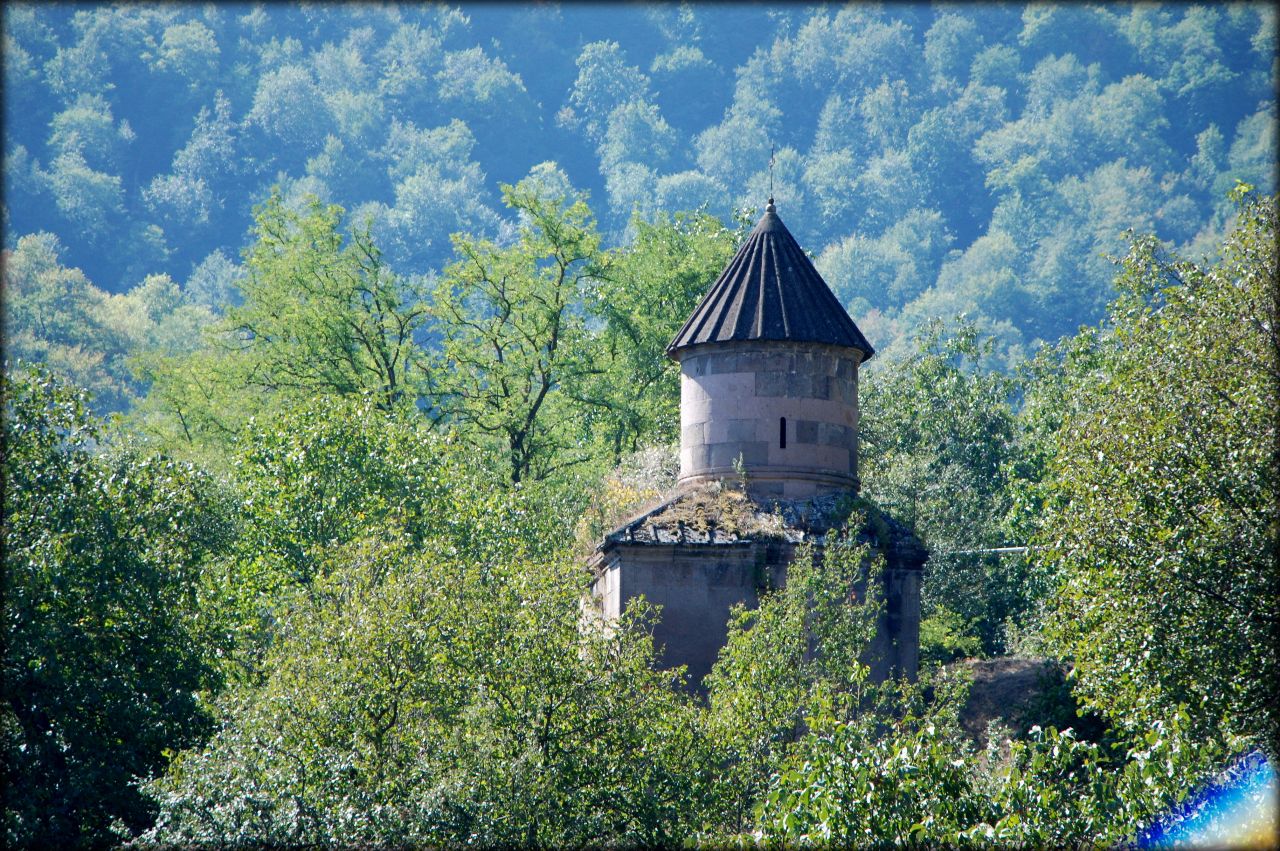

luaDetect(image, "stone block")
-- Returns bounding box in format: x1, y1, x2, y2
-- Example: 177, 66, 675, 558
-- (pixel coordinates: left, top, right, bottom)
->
796, 419, 819, 444
708, 443, 740, 469
709, 440, 769, 468
706, 352, 739, 375
741, 440, 770, 466
682, 422, 704, 446
755, 370, 789, 398
809, 444, 849, 471
681, 395, 711, 424
784, 373, 809, 398
821, 422, 850, 447
726, 418, 758, 441
813, 353, 834, 375
749, 480, 786, 497
687, 444, 710, 471
763, 352, 793, 372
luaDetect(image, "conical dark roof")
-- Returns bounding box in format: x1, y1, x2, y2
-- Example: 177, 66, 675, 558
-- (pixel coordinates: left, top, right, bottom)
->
667, 203, 874, 359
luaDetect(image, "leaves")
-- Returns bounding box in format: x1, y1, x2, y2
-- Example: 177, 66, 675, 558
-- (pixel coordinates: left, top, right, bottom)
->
1036, 192, 1278, 752
3, 365, 232, 847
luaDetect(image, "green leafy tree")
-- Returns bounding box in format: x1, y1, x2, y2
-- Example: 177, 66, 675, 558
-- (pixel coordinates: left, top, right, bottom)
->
171, 391, 573, 686
1036, 190, 1279, 753
2, 366, 232, 848
136, 191, 430, 452
924, 13, 984, 89
144, 536, 709, 847
3, 236, 213, 415
759, 699, 1223, 847
860, 322, 1024, 656
702, 538, 885, 834
583, 210, 739, 460
429, 173, 605, 484
3, 234, 125, 410
42, 149, 126, 246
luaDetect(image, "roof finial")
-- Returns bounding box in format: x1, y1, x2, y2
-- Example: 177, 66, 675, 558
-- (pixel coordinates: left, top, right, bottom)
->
768, 143, 775, 211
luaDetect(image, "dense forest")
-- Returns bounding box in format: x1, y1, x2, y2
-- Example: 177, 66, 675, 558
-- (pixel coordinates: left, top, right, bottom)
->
3, 3, 1278, 848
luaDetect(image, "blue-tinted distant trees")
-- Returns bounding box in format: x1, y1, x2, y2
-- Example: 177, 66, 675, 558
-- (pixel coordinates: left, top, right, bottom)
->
5, 1, 1273, 362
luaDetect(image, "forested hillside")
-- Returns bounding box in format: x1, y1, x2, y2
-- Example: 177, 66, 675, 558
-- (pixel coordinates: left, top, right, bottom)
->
5, 2, 1275, 379
3, 4, 1278, 849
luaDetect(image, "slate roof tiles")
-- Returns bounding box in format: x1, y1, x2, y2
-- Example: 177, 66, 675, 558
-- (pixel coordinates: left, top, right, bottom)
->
667, 201, 875, 359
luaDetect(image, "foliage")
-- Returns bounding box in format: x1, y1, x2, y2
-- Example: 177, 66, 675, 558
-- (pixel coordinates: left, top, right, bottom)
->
758, 686, 1224, 847
702, 538, 885, 834
3, 233, 216, 415
4, 3, 1272, 365
202, 392, 570, 680
144, 537, 710, 848
232, 192, 430, 409
860, 321, 1027, 653
2, 365, 231, 848
919, 606, 985, 666
583, 209, 739, 460
3, 6, 1278, 846
756, 678, 983, 845
429, 173, 605, 484
1036, 190, 1279, 754
135, 191, 429, 453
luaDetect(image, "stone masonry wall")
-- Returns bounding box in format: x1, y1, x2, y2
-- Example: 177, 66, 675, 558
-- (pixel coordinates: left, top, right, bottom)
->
676, 341, 863, 498
590, 539, 921, 690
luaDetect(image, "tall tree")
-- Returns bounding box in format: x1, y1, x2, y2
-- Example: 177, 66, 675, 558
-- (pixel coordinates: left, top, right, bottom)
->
136, 191, 429, 452
1037, 189, 1279, 753
583, 210, 739, 461
2, 366, 231, 848
859, 321, 1022, 655
429, 172, 605, 484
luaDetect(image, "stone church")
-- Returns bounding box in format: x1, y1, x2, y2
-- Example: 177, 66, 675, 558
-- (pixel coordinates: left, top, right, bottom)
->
589, 199, 925, 688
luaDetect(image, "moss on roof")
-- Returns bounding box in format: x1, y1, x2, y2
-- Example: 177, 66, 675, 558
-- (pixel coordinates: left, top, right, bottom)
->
597, 482, 925, 569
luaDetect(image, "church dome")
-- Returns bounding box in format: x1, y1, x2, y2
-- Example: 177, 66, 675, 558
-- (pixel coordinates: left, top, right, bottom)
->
667, 201, 874, 359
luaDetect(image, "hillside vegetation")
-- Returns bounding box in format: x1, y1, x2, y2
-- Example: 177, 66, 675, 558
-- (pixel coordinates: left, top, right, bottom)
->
2, 3, 1278, 849
4, 3, 1275, 377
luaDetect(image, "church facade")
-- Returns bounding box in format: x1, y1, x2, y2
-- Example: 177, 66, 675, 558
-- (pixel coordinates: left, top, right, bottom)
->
589, 200, 925, 688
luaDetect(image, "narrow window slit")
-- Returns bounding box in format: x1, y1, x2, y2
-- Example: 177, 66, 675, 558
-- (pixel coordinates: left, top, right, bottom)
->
779, 417, 787, 449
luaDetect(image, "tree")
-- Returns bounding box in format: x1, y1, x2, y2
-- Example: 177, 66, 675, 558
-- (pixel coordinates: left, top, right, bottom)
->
245, 64, 333, 157
429, 173, 605, 485
47, 94, 129, 173
136, 191, 430, 452
859, 322, 1024, 656
374, 120, 501, 272
144, 91, 237, 232
758, 698, 1222, 847
561, 41, 651, 145
582, 210, 739, 461
816, 208, 951, 314
3, 234, 125, 410
1036, 189, 1279, 753
189, 392, 573, 683
2, 366, 231, 848
702, 538, 885, 834
42, 149, 126, 246
924, 13, 984, 88
143, 533, 708, 847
